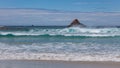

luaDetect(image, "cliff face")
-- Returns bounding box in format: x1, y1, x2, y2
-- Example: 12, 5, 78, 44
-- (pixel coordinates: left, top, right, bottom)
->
68, 19, 86, 27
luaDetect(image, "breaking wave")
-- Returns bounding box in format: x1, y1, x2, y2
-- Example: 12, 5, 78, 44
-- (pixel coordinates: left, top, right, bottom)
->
0, 27, 120, 37
1, 27, 120, 62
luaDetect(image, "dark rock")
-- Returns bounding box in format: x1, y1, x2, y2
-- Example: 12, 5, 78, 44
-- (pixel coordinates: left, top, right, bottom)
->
68, 19, 86, 27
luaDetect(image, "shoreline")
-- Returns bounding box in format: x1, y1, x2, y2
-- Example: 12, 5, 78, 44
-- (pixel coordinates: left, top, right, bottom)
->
0, 60, 120, 68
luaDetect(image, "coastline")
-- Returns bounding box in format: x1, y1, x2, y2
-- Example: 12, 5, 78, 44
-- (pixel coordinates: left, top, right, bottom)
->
0, 60, 120, 68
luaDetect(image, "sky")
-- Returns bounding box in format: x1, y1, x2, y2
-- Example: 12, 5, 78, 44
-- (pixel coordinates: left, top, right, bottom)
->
0, 0, 120, 26
0, 0, 120, 12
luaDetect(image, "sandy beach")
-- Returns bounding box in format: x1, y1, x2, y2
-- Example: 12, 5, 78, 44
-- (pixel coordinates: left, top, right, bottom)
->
0, 60, 120, 68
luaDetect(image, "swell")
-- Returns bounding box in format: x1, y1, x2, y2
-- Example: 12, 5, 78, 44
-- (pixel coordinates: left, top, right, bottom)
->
0, 27, 120, 38
0, 34, 120, 39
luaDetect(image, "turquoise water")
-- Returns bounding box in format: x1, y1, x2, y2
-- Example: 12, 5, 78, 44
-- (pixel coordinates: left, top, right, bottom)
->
0, 26, 120, 61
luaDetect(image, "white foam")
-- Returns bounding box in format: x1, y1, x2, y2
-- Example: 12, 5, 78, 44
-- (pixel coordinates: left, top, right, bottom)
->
0, 27, 120, 37
0, 42, 120, 62
0, 53, 120, 62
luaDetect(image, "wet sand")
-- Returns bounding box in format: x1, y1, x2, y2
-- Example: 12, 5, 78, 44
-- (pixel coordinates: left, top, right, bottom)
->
0, 60, 120, 68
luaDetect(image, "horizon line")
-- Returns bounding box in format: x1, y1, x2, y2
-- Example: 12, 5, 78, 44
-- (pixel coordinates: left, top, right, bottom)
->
0, 8, 120, 13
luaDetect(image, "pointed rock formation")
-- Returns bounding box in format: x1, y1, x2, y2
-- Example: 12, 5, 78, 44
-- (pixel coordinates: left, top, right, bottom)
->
68, 19, 86, 27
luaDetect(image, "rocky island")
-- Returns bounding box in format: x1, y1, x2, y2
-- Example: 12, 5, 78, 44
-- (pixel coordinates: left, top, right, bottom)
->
68, 19, 86, 27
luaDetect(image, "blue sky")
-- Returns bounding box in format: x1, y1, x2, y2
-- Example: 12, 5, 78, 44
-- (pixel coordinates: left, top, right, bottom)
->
0, 0, 120, 26
0, 0, 119, 12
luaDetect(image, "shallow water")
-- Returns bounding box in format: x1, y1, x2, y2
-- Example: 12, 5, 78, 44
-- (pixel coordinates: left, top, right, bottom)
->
0, 26, 120, 61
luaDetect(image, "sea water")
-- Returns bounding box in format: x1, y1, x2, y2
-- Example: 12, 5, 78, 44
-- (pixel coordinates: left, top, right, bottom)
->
0, 26, 120, 61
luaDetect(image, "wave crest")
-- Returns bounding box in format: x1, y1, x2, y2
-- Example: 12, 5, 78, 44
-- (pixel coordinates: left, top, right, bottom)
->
0, 27, 120, 37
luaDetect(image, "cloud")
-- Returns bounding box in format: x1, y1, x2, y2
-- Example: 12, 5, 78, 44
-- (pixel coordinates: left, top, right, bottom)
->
73, 1, 112, 5
0, 8, 120, 26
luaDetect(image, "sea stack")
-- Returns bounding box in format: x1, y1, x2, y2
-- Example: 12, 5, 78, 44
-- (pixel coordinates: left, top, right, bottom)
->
68, 19, 86, 27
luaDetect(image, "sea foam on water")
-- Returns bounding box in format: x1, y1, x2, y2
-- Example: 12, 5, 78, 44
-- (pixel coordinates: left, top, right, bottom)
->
0, 27, 120, 62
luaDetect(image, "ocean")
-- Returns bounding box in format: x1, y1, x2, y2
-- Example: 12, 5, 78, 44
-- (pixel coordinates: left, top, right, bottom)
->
0, 26, 120, 61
